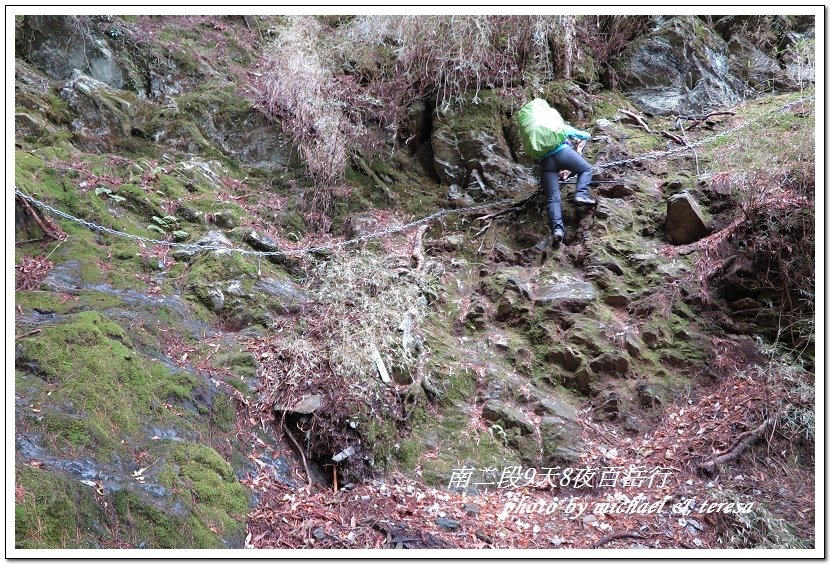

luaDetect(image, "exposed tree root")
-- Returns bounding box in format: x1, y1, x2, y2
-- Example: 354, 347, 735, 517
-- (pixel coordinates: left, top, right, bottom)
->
698, 415, 779, 474
283, 417, 313, 486
476, 189, 542, 222
16, 193, 64, 241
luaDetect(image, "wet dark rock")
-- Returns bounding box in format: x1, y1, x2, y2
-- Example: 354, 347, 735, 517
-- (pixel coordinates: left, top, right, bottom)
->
592, 391, 622, 422
435, 517, 461, 531
641, 324, 670, 347
603, 288, 631, 307
546, 345, 584, 372
176, 205, 204, 224
730, 297, 763, 311
540, 415, 584, 466
635, 382, 663, 408
666, 192, 709, 244
481, 400, 534, 436
588, 351, 630, 376
568, 367, 598, 396
212, 210, 237, 230
598, 183, 636, 198
464, 503, 481, 516
614, 16, 743, 115
461, 301, 486, 330
243, 230, 281, 254
623, 414, 643, 433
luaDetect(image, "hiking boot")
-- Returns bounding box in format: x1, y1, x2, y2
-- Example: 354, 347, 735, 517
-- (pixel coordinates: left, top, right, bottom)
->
552, 227, 565, 245
574, 193, 596, 206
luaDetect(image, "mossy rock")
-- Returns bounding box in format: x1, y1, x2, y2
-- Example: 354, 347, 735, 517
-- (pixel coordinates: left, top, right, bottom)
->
15, 290, 125, 315
214, 350, 257, 380
411, 406, 521, 488
15, 311, 208, 457
15, 465, 109, 549
113, 440, 248, 550
184, 251, 307, 328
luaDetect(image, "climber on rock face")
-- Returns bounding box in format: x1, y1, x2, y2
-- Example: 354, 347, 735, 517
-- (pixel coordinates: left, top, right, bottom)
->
517, 98, 597, 247
539, 129, 596, 245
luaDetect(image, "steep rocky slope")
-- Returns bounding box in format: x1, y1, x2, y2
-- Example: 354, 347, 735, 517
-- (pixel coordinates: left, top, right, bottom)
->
14, 15, 815, 549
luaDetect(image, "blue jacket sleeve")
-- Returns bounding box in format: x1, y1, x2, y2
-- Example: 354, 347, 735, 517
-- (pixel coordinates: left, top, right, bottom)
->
563, 124, 591, 140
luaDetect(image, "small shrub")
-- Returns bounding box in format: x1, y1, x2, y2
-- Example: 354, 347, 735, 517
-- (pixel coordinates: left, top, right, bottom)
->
254, 16, 364, 213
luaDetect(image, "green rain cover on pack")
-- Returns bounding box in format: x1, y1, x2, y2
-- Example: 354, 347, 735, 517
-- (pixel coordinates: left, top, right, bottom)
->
516, 99, 567, 160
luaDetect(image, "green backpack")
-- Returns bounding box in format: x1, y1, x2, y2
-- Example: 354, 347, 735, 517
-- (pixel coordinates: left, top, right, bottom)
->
516, 99, 567, 160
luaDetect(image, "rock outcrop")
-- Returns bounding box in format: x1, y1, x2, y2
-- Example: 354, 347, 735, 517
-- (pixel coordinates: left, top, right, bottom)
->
666, 192, 709, 244
614, 16, 744, 115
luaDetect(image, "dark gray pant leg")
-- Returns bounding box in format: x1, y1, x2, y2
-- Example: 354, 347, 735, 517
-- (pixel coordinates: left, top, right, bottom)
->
540, 156, 564, 234
553, 146, 594, 197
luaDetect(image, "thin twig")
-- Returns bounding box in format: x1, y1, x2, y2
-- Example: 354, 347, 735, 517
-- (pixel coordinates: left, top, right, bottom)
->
477, 189, 542, 221
678, 110, 736, 121
15, 328, 42, 340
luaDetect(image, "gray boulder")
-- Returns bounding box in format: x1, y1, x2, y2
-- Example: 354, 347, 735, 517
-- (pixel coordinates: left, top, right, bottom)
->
243, 230, 281, 253
588, 351, 630, 376
17, 16, 129, 88
728, 35, 793, 91
60, 70, 142, 152
614, 16, 744, 115
430, 92, 536, 199
535, 273, 598, 313
481, 400, 534, 436
666, 192, 709, 244
173, 230, 233, 260
534, 397, 578, 421
539, 414, 584, 466
253, 277, 311, 314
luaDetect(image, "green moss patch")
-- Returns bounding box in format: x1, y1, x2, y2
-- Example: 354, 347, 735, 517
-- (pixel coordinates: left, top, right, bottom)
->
112, 441, 247, 549
15, 290, 124, 315
15, 465, 108, 549
16, 311, 201, 457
